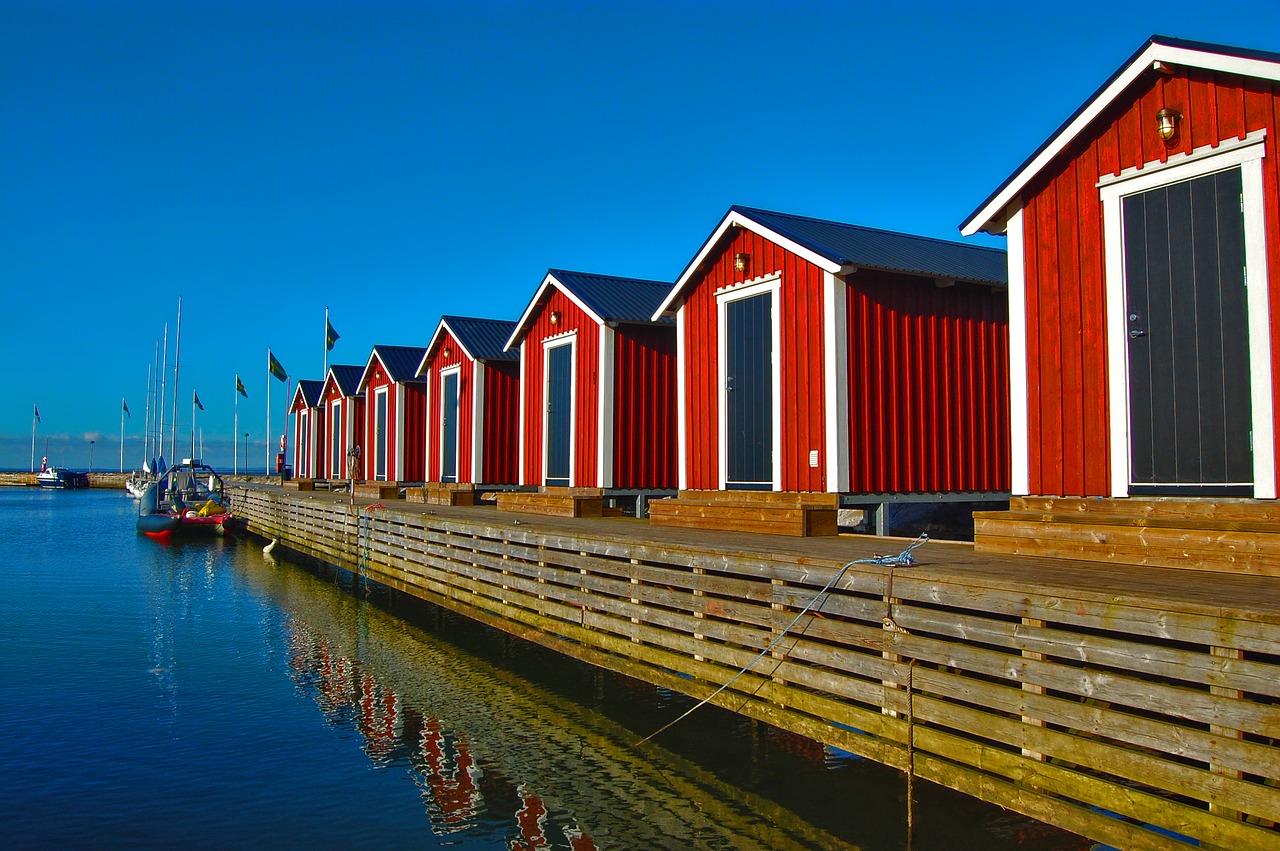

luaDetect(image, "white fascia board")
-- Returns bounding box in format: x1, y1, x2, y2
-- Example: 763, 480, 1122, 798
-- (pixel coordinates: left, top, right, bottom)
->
653, 209, 842, 320
823, 271, 849, 493
675, 305, 688, 490
598, 325, 616, 488
472, 361, 486, 483
518, 339, 527, 486
505, 272, 606, 351
962, 43, 1280, 237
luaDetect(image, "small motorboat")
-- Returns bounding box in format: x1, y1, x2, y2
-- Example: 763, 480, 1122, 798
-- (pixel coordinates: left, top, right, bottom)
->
36, 457, 89, 489
136, 459, 241, 541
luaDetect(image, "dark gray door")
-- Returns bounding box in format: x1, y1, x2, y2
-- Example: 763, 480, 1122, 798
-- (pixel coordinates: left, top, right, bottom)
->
375, 390, 388, 481
545, 345, 572, 487
1124, 167, 1252, 495
725, 293, 772, 489
441, 372, 459, 483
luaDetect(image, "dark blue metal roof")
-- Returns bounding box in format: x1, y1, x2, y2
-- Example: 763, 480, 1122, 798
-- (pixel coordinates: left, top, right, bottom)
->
327, 364, 365, 397
440, 316, 519, 362
297, 380, 325, 408
732, 206, 1007, 286
371, 345, 428, 384
548, 270, 676, 325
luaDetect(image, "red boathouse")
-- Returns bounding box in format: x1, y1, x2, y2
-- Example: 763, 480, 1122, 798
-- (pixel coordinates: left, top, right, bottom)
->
289, 380, 325, 479
962, 36, 1280, 501
357, 345, 428, 483
504, 270, 677, 491
416, 316, 521, 486
653, 206, 1009, 496
318, 364, 366, 480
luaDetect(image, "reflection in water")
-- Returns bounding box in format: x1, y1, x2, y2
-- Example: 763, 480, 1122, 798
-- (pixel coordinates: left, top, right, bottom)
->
245, 551, 860, 850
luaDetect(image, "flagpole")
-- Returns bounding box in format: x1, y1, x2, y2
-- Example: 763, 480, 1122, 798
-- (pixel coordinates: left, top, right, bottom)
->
191, 392, 196, 460
234, 374, 239, 476
159, 323, 167, 469
283, 377, 291, 476
30, 405, 37, 473
324, 307, 329, 377
120, 398, 125, 473
267, 349, 271, 476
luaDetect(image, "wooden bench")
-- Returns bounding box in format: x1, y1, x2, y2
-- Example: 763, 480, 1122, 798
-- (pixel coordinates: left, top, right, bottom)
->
496, 487, 603, 518
353, 482, 401, 500
648, 490, 839, 536
407, 482, 477, 506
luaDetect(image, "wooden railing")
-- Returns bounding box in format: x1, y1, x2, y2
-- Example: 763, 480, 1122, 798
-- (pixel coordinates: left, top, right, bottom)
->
234, 487, 1280, 850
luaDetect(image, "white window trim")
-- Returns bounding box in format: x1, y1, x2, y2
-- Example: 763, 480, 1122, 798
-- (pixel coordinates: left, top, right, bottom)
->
823, 271, 849, 492
1100, 130, 1274, 498
542, 333, 578, 487
716, 273, 782, 491
675, 305, 688, 490
598, 325, 615, 488
395, 383, 407, 482
439, 365, 462, 483
472, 361, 486, 484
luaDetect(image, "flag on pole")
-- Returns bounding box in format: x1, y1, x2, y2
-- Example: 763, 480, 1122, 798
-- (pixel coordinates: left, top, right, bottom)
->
325, 318, 340, 352
123, 398, 131, 418
34, 404, 41, 423
194, 391, 204, 411
236, 374, 248, 397
268, 351, 288, 383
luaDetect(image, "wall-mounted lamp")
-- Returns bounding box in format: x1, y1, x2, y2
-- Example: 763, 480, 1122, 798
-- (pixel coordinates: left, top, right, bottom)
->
442, 347, 452, 359
1156, 107, 1182, 142
549, 311, 560, 326
734, 253, 750, 273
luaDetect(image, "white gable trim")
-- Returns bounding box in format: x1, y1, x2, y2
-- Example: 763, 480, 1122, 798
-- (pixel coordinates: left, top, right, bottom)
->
654, 210, 842, 319
506, 272, 606, 351
963, 42, 1280, 236
1099, 132, 1274, 497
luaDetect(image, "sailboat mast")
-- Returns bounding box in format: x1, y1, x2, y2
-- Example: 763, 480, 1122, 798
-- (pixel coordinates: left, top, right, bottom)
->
169, 297, 182, 462
141, 363, 152, 469
158, 323, 168, 467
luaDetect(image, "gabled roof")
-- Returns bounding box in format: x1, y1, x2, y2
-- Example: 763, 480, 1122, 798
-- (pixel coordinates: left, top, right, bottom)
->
358, 344, 428, 392
418, 316, 518, 375
654, 206, 1007, 318
324, 364, 365, 398
505, 269, 674, 350
962, 35, 1280, 236
291, 379, 325, 409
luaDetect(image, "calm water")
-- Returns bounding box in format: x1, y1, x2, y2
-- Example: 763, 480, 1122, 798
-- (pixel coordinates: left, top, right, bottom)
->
0, 488, 1087, 850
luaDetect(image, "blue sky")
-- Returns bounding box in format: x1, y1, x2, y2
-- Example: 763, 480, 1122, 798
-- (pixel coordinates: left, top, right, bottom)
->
3, 0, 1277, 471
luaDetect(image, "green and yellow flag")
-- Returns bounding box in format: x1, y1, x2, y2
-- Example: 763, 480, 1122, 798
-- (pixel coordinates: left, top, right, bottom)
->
268, 351, 288, 383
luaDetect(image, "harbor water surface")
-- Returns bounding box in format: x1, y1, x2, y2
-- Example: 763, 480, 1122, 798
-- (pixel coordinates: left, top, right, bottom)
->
0, 488, 1088, 850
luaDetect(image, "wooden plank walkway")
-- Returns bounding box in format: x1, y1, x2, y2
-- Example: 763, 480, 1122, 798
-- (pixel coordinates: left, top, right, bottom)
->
231, 485, 1280, 850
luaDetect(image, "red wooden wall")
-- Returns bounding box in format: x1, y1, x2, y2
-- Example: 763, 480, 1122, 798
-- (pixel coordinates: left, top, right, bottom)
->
519, 289, 600, 486
363, 364, 426, 482
1021, 68, 1280, 496
613, 323, 677, 489
422, 330, 475, 482
845, 272, 1010, 492
679, 226, 829, 491
482, 360, 521, 484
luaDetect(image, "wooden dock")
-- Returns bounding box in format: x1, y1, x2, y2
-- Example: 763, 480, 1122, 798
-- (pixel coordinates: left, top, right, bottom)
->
231, 485, 1280, 850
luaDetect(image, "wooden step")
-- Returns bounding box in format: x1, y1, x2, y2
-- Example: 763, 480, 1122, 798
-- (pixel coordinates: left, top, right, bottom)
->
674, 489, 839, 508
1008, 496, 1280, 524
974, 512, 1280, 576
495, 491, 603, 518
408, 482, 476, 506
649, 499, 838, 537
282, 479, 315, 492
354, 482, 401, 500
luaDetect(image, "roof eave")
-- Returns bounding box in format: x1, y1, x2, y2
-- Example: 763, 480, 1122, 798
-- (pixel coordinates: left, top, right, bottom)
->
961, 37, 1280, 237
504, 272, 607, 351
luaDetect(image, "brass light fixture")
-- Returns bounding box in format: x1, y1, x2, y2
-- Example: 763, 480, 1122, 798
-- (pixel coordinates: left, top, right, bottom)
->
1156, 107, 1182, 142
442, 347, 452, 359
734, 253, 750, 273
549, 311, 560, 326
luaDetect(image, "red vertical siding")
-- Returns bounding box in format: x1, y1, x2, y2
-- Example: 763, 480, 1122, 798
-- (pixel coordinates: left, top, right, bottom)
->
482, 360, 521, 484
1022, 69, 1280, 496
845, 273, 1010, 492
421, 330, 475, 482
363, 364, 395, 481
518, 290, 600, 486
613, 323, 677, 489
402, 382, 426, 482
678, 227, 827, 490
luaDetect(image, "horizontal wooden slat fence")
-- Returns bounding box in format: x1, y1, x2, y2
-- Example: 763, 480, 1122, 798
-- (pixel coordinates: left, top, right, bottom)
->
234, 487, 1280, 850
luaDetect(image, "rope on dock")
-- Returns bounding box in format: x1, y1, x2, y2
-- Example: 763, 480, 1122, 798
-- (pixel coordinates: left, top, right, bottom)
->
635, 533, 928, 747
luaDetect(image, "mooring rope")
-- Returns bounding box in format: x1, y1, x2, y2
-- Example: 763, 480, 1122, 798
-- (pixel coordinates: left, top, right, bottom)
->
635, 533, 928, 747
